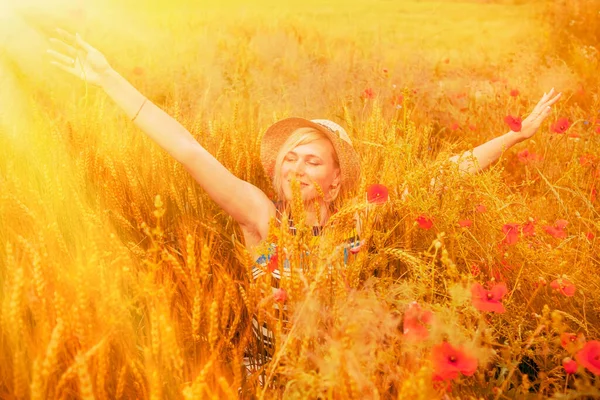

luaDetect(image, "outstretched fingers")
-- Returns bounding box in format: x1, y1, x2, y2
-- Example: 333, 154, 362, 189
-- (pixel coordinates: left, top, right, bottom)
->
544, 91, 562, 108
47, 29, 95, 78
535, 94, 561, 122
541, 104, 553, 118
48, 37, 77, 58
49, 61, 75, 75
55, 28, 76, 45
534, 89, 551, 109
52, 28, 95, 55
544, 87, 555, 101
75, 33, 96, 53
47, 49, 75, 67
47, 39, 82, 77
531, 100, 544, 116
532, 89, 562, 115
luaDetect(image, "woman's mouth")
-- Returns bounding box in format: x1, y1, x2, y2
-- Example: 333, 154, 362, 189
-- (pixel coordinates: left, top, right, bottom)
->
288, 180, 309, 187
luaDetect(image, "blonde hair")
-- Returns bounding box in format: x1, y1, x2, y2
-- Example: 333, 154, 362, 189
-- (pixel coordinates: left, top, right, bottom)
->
272, 127, 340, 201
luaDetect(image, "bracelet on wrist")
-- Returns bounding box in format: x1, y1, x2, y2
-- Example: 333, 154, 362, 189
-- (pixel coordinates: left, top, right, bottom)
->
132, 98, 148, 122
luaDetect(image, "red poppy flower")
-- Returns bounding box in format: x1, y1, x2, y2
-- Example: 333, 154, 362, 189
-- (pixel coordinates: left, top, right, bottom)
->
517, 149, 542, 164
471, 264, 481, 277
556, 219, 568, 229
586, 232, 595, 241
543, 220, 567, 239
458, 219, 472, 228
366, 184, 389, 204
543, 226, 564, 239
517, 149, 530, 163
505, 115, 522, 132
550, 278, 576, 297
273, 288, 287, 303
502, 223, 520, 245
561, 332, 586, 352
471, 282, 508, 313
596, 126, 600, 134
580, 154, 596, 167
475, 204, 487, 213
392, 95, 404, 105
362, 87, 376, 99
522, 220, 536, 236
563, 357, 578, 374
133, 66, 144, 76
450, 122, 460, 131
551, 117, 571, 134
402, 302, 433, 341
469, 124, 477, 131
510, 89, 520, 97
561, 333, 576, 349
267, 253, 279, 272
416, 215, 434, 230
431, 342, 478, 381
576, 341, 600, 375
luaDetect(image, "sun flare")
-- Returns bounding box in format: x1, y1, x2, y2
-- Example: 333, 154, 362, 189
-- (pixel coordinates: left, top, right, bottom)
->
1, 0, 599, 398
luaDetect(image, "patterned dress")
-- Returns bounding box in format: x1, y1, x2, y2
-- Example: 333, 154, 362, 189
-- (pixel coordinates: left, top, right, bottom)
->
243, 203, 360, 382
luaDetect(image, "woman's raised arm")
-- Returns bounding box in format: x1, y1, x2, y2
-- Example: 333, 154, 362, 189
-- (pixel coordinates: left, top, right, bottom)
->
449, 89, 562, 174
47, 29, 274, 232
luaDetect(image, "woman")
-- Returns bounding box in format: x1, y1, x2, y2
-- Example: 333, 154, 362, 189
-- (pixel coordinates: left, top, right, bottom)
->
46, 30, 561, 256
48, 31, 364, 385
47, 30, 362, 262
47, 29, 561, 383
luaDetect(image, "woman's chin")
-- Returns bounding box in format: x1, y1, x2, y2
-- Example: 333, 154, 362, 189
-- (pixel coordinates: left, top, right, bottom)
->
282, 189, 315, 203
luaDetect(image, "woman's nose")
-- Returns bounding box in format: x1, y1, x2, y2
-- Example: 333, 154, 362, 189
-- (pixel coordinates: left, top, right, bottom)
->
292, 160, 306, 175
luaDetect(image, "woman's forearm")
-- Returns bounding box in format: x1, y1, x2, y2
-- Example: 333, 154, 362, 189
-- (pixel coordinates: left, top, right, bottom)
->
449, 130, 524, 174
96, 68, 276, 230
99, 68, 196, 163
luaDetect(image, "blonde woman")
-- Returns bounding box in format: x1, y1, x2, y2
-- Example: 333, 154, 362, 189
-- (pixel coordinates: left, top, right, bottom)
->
46, 29, 562, 254
47, 31, 360, 261
47, 30, 363, 383
47, 29, 561, 382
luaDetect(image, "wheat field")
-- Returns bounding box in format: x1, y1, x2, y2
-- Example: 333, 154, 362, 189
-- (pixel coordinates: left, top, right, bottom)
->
0, 0, 599, 398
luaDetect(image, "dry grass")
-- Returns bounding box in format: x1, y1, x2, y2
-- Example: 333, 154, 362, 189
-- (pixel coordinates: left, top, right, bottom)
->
1, 0, 599, 398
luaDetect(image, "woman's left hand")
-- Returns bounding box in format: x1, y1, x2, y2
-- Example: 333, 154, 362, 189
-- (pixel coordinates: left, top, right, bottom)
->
518, 88, 562, 140
47, 28, 114, 87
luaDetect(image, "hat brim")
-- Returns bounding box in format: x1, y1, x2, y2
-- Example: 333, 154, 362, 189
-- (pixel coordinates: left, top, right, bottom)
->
260, 117, 361, 191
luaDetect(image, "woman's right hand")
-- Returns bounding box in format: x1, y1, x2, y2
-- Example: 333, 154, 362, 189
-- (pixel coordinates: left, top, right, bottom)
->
47, 29, 113, 87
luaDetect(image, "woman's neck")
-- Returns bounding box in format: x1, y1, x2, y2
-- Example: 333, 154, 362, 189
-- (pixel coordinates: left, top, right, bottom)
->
306, 201, 330, 227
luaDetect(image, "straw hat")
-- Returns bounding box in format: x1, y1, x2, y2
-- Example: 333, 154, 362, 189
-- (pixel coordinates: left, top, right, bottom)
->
260, 117, 361, 191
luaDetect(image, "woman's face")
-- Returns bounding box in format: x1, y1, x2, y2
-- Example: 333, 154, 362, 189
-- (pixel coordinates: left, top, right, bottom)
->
280, 138, 340, 202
